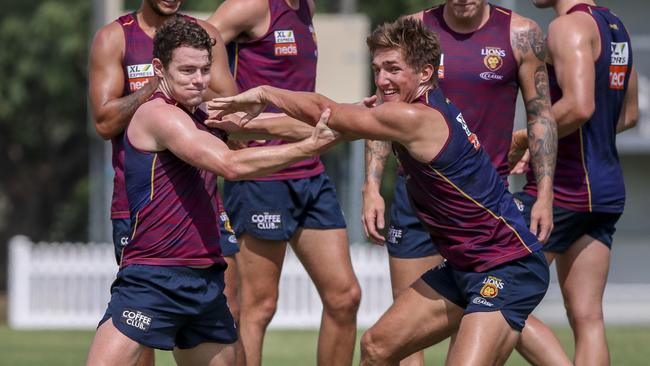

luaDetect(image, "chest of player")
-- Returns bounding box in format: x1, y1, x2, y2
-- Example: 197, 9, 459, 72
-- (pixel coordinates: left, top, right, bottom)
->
437, 43, 518, 89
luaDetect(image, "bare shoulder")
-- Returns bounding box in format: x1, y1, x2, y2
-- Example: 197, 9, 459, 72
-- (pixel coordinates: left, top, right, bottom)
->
91, 21, 124, 55
548, 11, 597, 41
210, 0, 269, 25
196, 19, 224, 42
509, 12, 546, 63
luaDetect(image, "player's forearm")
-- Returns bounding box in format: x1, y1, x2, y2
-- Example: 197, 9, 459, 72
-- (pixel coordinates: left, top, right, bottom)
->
94, 79, 158, 139
223, 138, 325, 180
260, 86, 331, 127
363, 140, 391, 193
242, 115, 313, 141
524, 66, 557, 200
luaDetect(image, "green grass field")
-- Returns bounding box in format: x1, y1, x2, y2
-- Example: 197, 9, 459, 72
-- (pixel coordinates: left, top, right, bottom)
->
1, 326, 650, 365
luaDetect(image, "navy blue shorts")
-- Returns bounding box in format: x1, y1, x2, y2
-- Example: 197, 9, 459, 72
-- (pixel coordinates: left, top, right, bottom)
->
99, 264, 237, 350
386, 175, 438, 258
513, 192, 621, 253
112, 218, 131, 265
219, 210, 239, 257
421, 251, 549, 331
223, 173, 346, 241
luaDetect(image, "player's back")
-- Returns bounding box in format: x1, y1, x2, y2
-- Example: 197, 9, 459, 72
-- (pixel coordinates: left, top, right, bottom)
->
122, 92, 226, 267
523, 4, 632, 213
393, 88, 540, 272
422, 4, 519, 180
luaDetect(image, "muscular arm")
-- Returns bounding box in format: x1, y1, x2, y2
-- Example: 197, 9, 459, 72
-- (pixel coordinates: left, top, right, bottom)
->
198, 20, 238, 99
129, 102, 336, 181
512, 17, 557, 201
511, 16, 557, 240
548, 13, 598, 137
89, 23, 159, 140
617, 65, 639, 133
209, 113, 314, 141
206, 0, 269, 44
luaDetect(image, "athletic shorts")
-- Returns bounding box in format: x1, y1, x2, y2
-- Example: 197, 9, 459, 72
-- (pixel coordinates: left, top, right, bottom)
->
421, 251, 549, 331
386, 175, 438, 258
223, 173, 347, 241
219, 210, 239, 257
112, 218, 131, 265
513, 192, 621, 253
99, 264, 237, 350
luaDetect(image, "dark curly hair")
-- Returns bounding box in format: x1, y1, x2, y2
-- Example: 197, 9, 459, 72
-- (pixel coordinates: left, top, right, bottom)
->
153, 17, 216, 68
366, 17, 441, 87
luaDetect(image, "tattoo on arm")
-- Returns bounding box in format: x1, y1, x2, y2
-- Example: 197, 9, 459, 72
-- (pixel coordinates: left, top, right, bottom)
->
365, 140, 391, 184
512, 22, 547, 62
525, 65, 557, 186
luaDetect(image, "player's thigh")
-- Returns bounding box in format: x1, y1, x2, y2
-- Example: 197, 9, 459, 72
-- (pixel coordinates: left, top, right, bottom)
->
87, 318, 146, 366
365, 279, 463, 360
173, 342, 235, 366
237, 234, 287, 299
447, 311, 519, 366
388, 255, 443, 299
290, 228, 359, 298
556, 234, 611, 313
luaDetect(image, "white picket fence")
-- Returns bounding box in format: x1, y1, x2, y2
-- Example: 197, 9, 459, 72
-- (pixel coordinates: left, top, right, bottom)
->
8, 235, 650, 330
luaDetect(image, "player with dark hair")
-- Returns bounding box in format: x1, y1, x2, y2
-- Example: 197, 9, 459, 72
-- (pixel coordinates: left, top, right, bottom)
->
86, 17, 340, 366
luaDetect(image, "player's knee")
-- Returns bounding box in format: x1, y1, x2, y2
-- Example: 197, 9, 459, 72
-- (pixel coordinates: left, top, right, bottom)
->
360, 329, 394, 364
565, 302, 604, 328
244, 295, 278, 326
323, 282, 361, 319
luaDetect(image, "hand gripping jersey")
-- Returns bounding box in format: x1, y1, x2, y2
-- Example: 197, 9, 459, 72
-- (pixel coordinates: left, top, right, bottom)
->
421, 4, 519, 181
121, 92, 227, 267
523, 4, 632, 213
393, 88, 540, 272
230, 0, 323, 180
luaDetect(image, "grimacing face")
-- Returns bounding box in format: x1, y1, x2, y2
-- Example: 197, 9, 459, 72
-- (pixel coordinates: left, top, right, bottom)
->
155, 46, 211, 108
371, 48, 422, 104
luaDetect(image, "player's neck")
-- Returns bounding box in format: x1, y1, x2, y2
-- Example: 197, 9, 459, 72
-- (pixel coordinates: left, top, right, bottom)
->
158, 82, 198, 114
555, 0, 596, 15
409, 84, 433, 104
138, 5, 175, 35
442, 3, 490, 34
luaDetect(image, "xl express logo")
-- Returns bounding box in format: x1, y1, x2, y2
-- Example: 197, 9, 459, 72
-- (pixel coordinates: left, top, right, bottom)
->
609, 42, 629, 90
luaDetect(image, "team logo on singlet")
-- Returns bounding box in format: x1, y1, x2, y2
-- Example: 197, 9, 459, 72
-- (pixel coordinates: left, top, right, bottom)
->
274, 29, 298, 56
480, 47, 505, 81
250, 211, 282, 230
120, 308, 153, 332
126, 63, 154, 92
480, 276, 504, 298
455, 113, 481, 150
438, 53, 445, 79
609, 42, 629, 90
513, 197, 525, 212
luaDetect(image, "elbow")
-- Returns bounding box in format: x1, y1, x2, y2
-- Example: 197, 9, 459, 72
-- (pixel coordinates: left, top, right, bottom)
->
220, 163, 248, 181
94, 122, 114, 140
573, 102, 595, 124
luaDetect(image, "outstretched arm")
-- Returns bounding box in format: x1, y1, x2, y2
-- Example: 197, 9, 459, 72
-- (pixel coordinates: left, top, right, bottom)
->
511, 16, 557, 242
131, 102, 339, 180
